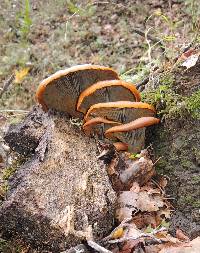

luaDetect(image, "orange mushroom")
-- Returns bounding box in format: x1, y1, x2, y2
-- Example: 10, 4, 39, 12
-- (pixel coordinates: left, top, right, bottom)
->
113, 142, 129, 151
105, 117, 160, 153
105, 117, 160, 137
77, 80, 141, 113
84, 101, 156, 123
83, 117, 121, 136
36, 64, 119, 118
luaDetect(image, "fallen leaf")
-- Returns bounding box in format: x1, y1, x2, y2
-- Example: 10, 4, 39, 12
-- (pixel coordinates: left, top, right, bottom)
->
158, 177, 168, 189
130, 182, 140, 193
176, 228, 190, 242
116, 190, 164, 222
159, 237, 200, 253
132, 212, 157, 229
14, 67, 30, 84
180, 49, 196, 60
157, 208, 171, 220
181, 54, 199, 69
116, 207, 134, 222
120, 239, 141, 253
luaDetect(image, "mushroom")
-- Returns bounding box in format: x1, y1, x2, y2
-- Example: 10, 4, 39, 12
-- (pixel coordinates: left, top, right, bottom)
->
35, 64, 160, 153
105, 117, 160, 152
83, 117, 121, 136
36, 64, 119, 118
77, 80, 141, 113
84, 101, 156, 123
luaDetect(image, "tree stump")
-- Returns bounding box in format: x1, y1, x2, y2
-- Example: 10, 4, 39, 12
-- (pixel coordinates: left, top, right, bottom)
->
0, 107, 117, 252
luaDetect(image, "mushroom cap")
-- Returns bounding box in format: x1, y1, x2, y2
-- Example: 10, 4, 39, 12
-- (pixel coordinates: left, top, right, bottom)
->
77, 80, 141, 113
105, 117, 160, 136
84, 101, 156, 123
83, 117, 121, 136
113, 142, 129, 151
36, 64, 119, 118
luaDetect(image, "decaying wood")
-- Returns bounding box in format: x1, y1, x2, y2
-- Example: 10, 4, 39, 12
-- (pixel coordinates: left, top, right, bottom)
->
0, 106, 117, 252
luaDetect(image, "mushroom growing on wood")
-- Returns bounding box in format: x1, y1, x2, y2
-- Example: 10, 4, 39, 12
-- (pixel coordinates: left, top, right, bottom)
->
83, 117, 121, 136
36, 64, 160, 152
77, 80, 141, 113
84, 101, 156, 122
105, 117, 160, 151
36, 64, 119, 118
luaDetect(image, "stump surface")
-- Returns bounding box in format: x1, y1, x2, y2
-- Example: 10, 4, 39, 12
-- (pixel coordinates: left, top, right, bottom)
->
0, 107, 116, 252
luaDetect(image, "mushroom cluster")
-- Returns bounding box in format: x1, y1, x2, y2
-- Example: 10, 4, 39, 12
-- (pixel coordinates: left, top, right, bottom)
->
36, 64, 159, 152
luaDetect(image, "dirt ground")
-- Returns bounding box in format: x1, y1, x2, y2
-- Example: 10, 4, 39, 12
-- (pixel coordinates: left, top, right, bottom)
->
0, 0, 199, 112
0, 0, 200, 252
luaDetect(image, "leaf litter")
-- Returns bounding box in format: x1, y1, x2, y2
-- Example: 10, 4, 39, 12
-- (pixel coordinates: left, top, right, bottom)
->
83, 148, 199, 253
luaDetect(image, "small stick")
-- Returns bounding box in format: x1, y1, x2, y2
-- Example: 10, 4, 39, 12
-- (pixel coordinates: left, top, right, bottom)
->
0, 74, 15, 98
133, 28, 165, 51
87, 240, 112, 253
0, 109, 29, 113
103, 218, 132, 241
108, 227, 167, 244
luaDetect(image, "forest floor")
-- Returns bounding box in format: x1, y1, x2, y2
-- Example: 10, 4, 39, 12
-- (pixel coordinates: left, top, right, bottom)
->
0, 0, 199, 252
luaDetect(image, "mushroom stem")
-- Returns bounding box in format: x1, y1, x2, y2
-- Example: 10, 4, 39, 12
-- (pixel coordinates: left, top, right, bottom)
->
105, 117, 160, 138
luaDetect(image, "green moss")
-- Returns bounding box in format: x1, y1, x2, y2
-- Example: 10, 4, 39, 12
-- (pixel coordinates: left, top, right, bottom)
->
0, 238, 8, 252
2, 167, 17, 180
0, 238, 23, 253
180, 159, 194, 169
192, 200, 200, 208
2, 157, 25, 194
186, 90, 200, 119
141, 72, 199, 120
191, 176, 200, 184
141, 71, 186, 119
179, 195, 200, 208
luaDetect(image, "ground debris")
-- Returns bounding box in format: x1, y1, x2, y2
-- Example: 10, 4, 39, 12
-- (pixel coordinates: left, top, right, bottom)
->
106, 149, 155, 191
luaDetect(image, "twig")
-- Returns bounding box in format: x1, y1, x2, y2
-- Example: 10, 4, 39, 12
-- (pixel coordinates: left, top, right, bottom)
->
0, 109, 29, 113
108, 227, 167, 244
102, 218, 132, 241
87, 241, 112, 253
0, 74, 15, 98
133, 28, 165, 52
136, 77, 149, 89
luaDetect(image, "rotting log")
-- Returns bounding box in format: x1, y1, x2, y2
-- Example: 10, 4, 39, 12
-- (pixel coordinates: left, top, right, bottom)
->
0, 106, 117, 252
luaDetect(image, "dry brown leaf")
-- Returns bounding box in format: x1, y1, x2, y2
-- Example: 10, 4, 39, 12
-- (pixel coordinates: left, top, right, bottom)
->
181, 54, 199, 69
176, 229, 190, 242
130, 182, 140, 193
119, 239, 141, 253
115, 207, 134, 222
116, 190, 164, 222
120, 154, 155, 187
159, 237, 200, 253
158, 177, 168, 189
157, 209, 171, 219
132, 212, 158, 229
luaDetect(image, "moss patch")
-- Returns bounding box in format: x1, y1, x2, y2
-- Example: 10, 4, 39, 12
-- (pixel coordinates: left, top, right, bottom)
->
142, 72, 200, 120
186, 90, 200, 119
